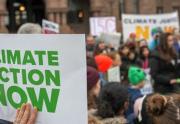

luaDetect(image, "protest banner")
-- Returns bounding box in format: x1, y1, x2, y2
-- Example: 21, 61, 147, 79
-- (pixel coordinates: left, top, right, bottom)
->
90, 17, 116, 36
0, 34, 87, 124
122, 12, 179, 42
42, 19, 60, 34
140, 68, 153, 95
100, 32, 121, 50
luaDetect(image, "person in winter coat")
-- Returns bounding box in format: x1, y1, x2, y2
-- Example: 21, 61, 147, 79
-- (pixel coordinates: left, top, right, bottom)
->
93, 41, 107, 57
87, 66, 101, 110
173, 33, 180, 56
95, 55, 113, 74
119, 44, 131, 85
95, 55, 113, 85
17, 23, 42, 34
126, 66, 146, 124
88, 115, 102, 124
128, 50, 138, 66
86, 35, 96, 57
119, 44, 130, 66
148, 27, 162, 51
150, 33, 180, 94
134, 93, 180, 124
137, 46, 151, 70
107, 51, 122, 68
87, 55, 98, 69
89, 83, 129, 124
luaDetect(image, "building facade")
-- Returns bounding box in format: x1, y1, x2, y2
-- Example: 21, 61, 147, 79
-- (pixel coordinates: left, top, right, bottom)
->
0, 0, 180, 33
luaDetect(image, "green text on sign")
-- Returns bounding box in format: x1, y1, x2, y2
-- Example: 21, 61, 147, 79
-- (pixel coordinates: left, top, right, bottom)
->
0, 50, 61, 113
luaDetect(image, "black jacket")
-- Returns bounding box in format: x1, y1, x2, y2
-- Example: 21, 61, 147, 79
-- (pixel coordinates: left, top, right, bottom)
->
0, 120, 12, 124
150, 51, 180, 94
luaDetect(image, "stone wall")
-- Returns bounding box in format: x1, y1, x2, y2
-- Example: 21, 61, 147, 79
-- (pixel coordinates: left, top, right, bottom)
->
1, 0, 180, 33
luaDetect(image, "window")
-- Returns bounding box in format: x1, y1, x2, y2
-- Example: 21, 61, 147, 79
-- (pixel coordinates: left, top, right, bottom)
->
67, 10, 85, 24
156, 6, 164, 14
67, 0, 88, 24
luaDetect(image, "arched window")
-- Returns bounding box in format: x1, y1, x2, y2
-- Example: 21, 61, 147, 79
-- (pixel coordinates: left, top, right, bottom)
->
67, 0, 90, 24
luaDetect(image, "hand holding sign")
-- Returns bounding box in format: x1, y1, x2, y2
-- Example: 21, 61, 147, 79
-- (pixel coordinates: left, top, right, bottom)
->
0, 34, 87, 124
14, 103, 38, 124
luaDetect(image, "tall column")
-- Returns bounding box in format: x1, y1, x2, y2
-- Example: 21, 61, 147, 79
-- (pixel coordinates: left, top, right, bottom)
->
48, 12, 55, 22
45, 0, 68, 20
45, 0, 69, 33
56, 13, 61, 24
0, 0, 8, 33
62, 13, 66, 25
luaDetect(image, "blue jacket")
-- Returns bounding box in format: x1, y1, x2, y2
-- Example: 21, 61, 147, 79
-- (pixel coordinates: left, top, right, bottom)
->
125, 88, 143, 124
174, 42, 180, 54
149, 40, 158, 51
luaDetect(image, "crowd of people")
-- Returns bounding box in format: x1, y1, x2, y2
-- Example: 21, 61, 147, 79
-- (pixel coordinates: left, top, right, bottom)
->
86, 27, 180, 124
0, 23, 180, 124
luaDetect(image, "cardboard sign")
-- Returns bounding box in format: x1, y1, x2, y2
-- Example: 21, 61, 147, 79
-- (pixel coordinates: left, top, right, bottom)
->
0, 34, 87, 124
90, 17, 116, 36
122, 12, 179, 42
100, 32, 121, 50
141, 69, 153, 95
42, 19, 60, 34
107, 66, 121, 82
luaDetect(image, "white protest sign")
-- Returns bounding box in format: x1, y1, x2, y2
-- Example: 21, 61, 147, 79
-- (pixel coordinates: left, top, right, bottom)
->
42, 19, 60, 34
107, 66, 121, 82
100, 32, 121, 50
90, 17, 116, 36
122, 12, 179, 42
141, 68, 153, 95
0, 34, 87, 124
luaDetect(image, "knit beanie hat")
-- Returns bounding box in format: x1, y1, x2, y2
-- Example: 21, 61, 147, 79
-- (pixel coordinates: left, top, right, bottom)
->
151, 27, 162, 36
87, 66, 100, 91
128, 66, 146, 85
95, 55, 113, 73
129, 33, 136, 39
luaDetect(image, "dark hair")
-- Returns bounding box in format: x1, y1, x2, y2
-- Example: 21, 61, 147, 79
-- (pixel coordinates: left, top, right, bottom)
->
87, 55, 98, 69
158, 33, 177, 61
118, 44, 129, 56
88, 91, 97, 110
126, 41, 136, 51
144, 93, 180, 124
97, 83, 129, 118
139, 46, 149, 59
128, 50, 137, 59
93, 41, 106, 56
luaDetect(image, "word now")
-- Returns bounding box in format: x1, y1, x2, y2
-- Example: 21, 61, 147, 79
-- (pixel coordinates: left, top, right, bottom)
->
136, 26, 176, 40
0, 84, 60, 113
